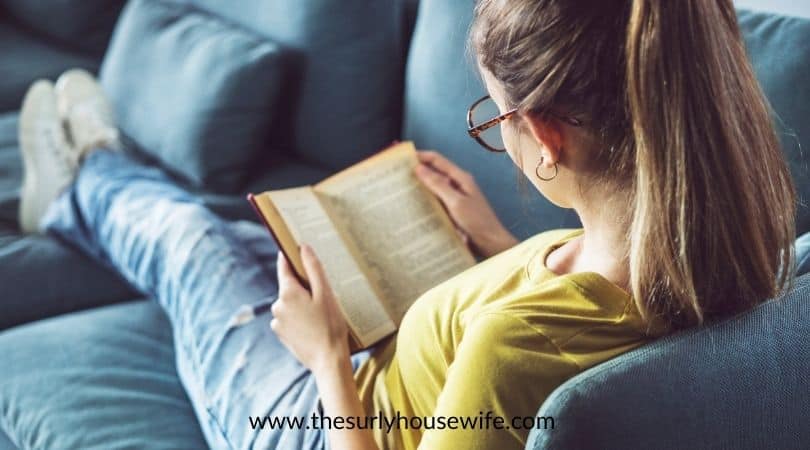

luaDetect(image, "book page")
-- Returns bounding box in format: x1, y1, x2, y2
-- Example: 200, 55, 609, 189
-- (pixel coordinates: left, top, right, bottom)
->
265, 188, 396, 346
315, 143, 476, 322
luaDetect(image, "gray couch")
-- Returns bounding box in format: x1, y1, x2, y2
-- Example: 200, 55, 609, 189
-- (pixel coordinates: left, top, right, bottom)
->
1, 0, 809, 449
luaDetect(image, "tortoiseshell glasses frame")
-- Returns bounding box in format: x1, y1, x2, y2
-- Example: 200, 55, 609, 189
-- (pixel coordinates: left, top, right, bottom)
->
466, 95, 583, 153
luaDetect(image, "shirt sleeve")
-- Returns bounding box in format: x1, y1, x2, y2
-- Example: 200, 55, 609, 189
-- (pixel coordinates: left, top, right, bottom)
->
417, 313, 581, 450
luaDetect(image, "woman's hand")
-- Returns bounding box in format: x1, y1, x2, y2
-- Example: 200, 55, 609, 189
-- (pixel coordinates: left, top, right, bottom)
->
274, 246, 379, 450
414, 151, 519, 258
272, 245, 350, 376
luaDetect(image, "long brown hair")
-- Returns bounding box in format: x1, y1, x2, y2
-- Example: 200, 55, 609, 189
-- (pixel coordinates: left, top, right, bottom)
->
471, 0, 796, 333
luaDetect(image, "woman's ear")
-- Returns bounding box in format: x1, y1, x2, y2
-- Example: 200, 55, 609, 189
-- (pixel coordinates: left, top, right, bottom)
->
524, 113, 564, 165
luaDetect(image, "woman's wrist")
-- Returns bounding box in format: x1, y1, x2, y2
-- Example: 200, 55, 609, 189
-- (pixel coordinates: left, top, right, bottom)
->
311, 341, 352, 379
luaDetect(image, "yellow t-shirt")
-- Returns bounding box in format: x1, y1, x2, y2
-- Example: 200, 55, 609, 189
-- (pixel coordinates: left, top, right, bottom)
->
354, 228, 650, 450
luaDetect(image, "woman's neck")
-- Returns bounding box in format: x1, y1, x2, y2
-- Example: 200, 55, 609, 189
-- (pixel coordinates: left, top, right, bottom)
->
547, 193, 631, 291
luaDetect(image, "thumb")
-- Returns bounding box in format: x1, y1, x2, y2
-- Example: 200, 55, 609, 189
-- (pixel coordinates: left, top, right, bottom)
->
300, 244, 329, 300
415, 163, 464, 206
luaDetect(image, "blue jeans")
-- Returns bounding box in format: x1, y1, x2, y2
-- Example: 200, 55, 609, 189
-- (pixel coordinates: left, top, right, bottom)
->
42, 150, 370, 450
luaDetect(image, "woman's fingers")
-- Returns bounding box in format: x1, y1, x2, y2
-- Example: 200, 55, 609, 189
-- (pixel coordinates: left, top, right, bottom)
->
277, 251, 296, 293
416, 150, 474, 192
300, 244, 329, 302
415, 163, 465, 208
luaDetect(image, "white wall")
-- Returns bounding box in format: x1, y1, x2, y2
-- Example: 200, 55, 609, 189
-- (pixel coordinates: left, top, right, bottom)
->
735, 0, 810, 18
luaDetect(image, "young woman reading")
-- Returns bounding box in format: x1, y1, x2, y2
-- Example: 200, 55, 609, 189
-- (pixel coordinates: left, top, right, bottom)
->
16, 0, 796, 449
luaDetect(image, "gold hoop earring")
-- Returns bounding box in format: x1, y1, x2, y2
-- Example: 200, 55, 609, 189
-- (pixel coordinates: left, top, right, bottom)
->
535, 156, 558, 181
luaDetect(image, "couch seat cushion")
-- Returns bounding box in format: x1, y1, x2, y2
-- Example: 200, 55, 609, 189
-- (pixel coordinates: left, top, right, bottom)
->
0, 301, 207, 449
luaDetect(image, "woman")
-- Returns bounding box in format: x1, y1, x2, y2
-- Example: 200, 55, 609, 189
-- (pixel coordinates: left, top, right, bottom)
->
17, 0, 796, 449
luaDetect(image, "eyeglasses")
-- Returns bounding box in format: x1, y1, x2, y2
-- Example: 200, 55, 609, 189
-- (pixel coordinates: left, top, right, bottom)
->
466, 95, 583, 153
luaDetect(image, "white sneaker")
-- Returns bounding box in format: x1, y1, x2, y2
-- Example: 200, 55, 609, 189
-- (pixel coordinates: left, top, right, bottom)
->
18, 80, 80, 234
55, 69, 121, 158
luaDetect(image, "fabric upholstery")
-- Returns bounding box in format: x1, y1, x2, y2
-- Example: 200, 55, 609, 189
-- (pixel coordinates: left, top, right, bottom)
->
528, 273, 810, 450
0, 301, 208, 450
0, 0, 125, 56
100, 0, 289, 191
0, 112, 21, 224
0, 21, 99, 112
738, 10, 810, 234
167, 0, 407, 172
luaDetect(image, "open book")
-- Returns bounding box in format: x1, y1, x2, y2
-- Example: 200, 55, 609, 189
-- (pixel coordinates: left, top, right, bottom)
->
248, 141, 476, 350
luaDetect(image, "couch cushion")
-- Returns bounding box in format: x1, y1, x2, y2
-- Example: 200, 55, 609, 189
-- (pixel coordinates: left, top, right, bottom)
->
0, 228, 143, 330
739, 10, 810, 235
171, 0, 408, 173
403, 3, 810, 238
528, 273, 810, 450
0, 112, 20, 224
0, 301, 208, 450
0, 21, 100, 113
100, 0, 289, 192
1, 0, 125, 56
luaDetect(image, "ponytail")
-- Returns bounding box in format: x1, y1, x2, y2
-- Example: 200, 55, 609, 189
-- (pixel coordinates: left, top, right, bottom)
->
625, 0, 796, 332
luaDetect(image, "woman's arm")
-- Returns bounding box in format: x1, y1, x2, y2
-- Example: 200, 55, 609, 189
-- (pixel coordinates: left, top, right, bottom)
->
272, 245, 379, 450
312, 354, 378, 450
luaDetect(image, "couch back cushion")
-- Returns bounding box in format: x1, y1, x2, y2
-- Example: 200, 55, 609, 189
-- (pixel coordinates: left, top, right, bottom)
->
100, 0, 288, 191
1, 0, 126, 56
403, 2, 810, 238
165, 0, 408, 173
739, 10, 810, 234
